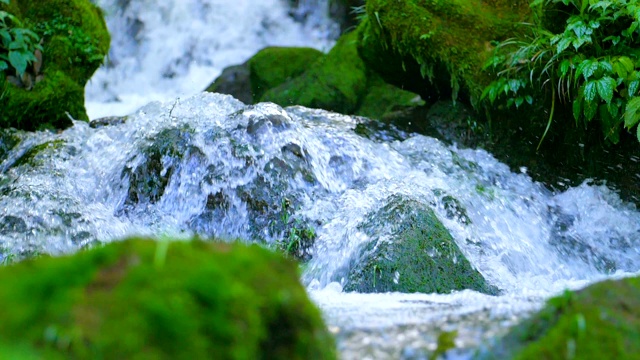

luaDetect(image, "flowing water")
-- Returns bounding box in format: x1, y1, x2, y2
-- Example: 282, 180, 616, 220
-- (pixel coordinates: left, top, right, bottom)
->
2, 1, 640, 359
86, 0, 338, 118
1, 93, 639, 358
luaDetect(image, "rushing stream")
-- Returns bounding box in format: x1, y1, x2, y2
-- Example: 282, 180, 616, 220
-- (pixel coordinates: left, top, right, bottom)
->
2, 1, 640, 359
2, 93, 639, 358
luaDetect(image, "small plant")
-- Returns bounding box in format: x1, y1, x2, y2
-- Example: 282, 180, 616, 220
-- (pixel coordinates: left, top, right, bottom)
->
482, 0, 640, 147
0, 0, 43, 88
273, 197, 317, 262
35, 15, 105, 68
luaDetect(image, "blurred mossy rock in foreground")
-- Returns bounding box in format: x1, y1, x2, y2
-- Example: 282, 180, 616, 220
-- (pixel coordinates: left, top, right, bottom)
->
0, 238, 336, 360
343, 195, 498, 295
207, 29, 422, 120
484, 276, 640, 359
0, 0, 110, 130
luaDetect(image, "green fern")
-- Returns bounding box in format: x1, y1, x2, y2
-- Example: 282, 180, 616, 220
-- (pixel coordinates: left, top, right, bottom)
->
483, 0, 640, 146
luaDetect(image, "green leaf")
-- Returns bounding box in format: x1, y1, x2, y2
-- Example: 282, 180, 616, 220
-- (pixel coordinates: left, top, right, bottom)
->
624, 97, 640, 128
583, 81, 598, 102
559, 59, 571, 77
576, 59, 594, 81
596, 77, 615, 104
507, 79, 519, 93
584, 98, 598, 121
573, 97, 583, 123
600, 104, 620, 144
613, 62, 627, 80
637, 122, 640, 143
8, 50, 27, 76
556, 37, 572, 54
0, 60, 7, 72
515, 97, 524, 108
598, 61, 613, 75
618, 56, 635, 73
525, 95, 533, 105
629, 80, 640, 97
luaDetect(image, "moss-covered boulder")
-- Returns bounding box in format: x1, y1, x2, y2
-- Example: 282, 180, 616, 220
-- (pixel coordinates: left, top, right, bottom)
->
485, 276, 640, 359
249, 46, 324, 102
0, 0, 110, 130
261, 30, 367, 114
0, 237, 336, 359
358, 0, 531, 103
343, 195, 497, 294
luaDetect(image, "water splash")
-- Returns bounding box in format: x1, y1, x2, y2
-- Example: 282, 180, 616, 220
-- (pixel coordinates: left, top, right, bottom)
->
2, 93, 639, 294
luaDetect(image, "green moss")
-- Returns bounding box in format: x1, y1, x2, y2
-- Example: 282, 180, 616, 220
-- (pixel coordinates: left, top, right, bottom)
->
12, 139, 65, 168
249, 47, 324, 102
359, 0, 531, 103
1, 70, 86, 130
486, 277, 640, 359
0, 237, 336, 359
357, 73, 423, 119
262, 29, 368, 114
344, 195, 497, 294
0, 0, 110, 130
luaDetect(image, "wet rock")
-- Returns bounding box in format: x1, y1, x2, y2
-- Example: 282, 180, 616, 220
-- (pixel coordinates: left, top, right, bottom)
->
344, 195, 498, 294
120, 127, 206, 213
484, 276, 640, 359
89, 116, 128, 128
0, 237, 337, 359
0, 129, 21, 164
0, 215, 27, 235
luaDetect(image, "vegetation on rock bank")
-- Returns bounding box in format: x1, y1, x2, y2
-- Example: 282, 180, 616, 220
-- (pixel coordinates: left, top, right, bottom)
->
0, 0, 109, 130
0, 237, 336, 359
485, 276, 640, 359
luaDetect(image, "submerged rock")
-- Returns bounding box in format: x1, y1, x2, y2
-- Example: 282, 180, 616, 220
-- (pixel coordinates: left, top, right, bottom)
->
343, 195, 498, 295
0, 237, 336, 359
484, 276, 640, 359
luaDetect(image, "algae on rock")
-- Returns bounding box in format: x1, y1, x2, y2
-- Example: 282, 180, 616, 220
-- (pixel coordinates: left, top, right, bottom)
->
485, 276, 640, 359
343, 195, 497, 295
0, 237, 337, 359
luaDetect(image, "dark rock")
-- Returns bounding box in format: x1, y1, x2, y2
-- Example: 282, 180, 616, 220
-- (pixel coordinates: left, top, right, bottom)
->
204, 62, 252, 104
0, 216, 27, 235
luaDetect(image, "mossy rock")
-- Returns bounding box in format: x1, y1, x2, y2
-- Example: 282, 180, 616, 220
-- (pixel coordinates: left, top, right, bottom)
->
0, 237, 336, 359
485, 276, 640, 359
262, 30, 368, 114
358, 0, 531, 103
343, 195, 497, 294
357, 73, 424, 120
249, 47, 324, 102
0, 0, 110, 130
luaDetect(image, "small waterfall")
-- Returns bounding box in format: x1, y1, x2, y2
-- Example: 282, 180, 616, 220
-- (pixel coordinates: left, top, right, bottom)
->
2, 93, 639, 296
86, 0, 338, 118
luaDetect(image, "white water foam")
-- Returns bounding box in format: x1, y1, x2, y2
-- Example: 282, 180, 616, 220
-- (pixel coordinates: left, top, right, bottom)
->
86, 0, 337, 118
